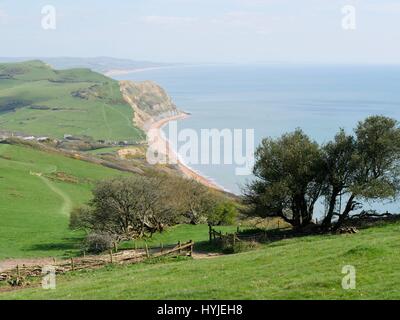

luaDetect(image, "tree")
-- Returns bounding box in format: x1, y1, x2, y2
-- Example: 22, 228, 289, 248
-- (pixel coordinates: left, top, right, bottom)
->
167, 177, 221, 225
320, 129, 359, 228
244, 129, 325, 228
70, 173, 230, 241
322, 116, 400, 229
244, 116, 400, 231
70, 175, 179, 241
208, 201, 238, 226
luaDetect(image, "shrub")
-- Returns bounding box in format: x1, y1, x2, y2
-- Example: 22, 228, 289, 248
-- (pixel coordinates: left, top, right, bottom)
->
208, 201, 238, 226
83, 232, 114, 254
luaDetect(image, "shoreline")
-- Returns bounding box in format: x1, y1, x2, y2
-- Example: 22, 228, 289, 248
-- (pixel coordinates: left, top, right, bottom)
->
104, 65, 181, 77
148, 114, 225, 191
104, 63, 216, 77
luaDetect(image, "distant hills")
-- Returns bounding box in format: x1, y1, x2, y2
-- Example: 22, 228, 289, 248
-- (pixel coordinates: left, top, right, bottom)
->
0, 57, 174, 75
0, 60, 145, 142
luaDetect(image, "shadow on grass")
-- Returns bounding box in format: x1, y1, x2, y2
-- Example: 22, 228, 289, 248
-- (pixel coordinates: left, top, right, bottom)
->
24, 237, 83, 258
343, 215, 400, 230
194, 240, 226, 254
237, 215, 400, 245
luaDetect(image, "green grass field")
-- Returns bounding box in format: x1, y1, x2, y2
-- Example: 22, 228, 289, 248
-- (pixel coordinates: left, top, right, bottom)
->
1, 221, 399, 299
120, 224, 241, 250
0, 61, 144, 142
0, 143, 130, 259
85, 146, 123, 155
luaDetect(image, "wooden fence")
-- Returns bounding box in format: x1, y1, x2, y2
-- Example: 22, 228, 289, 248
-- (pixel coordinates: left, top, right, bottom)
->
0, 240, 194, 284
208, 226, 268, 248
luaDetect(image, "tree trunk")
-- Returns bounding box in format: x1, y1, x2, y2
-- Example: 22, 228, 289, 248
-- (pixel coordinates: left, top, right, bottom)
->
322, 189, 340, 229
333, 194, 356, 231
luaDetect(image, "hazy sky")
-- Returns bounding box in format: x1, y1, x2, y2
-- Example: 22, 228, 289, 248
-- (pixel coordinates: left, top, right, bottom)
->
0, 0, 399, 64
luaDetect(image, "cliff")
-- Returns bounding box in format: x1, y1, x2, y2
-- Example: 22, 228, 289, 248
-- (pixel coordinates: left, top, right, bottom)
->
120, 80, 184, 131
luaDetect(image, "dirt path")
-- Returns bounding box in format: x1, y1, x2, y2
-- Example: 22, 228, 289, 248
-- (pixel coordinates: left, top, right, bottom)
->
0, 258, 56, 273
0, 249, 223, 274
191, 251, 223, 259
38, 176, 72, 216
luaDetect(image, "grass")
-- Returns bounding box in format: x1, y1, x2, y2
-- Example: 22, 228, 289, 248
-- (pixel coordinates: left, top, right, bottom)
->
85, 146, 122, 155
0, 142, 241, 260
119, 224, 241, 250
0, 143, 131, 259
2, 221, 400, 299
0, 60, 144, 142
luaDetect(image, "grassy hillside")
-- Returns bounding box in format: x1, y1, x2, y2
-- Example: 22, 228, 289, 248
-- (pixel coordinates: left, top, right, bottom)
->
0, 57, 170, 74
0, 143, 131, 259
0, 61, 144, 142
1, 221, 399, 299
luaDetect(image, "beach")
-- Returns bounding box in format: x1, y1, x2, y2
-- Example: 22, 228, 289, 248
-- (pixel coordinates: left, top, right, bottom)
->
148, 113, 224, 191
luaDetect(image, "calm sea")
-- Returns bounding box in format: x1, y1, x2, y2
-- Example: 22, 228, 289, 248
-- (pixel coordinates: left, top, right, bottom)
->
116, 64, 400, 213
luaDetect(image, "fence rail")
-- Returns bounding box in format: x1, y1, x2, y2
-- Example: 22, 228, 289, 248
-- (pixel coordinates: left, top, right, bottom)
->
0, 240, 194, 284
208, 226, 269, 248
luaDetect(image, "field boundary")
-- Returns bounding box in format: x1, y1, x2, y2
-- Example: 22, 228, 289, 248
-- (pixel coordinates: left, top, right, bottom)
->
0, 240, 194, 287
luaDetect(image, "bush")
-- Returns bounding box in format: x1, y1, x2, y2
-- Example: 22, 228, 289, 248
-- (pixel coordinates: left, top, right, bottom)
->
208, 201, 238, 226
83, 232, 114, 254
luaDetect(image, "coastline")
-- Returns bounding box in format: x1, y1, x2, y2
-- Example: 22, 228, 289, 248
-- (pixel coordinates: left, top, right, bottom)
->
105, 65, 179, 77
148, 114, 224, 191
104, 63, 214, 77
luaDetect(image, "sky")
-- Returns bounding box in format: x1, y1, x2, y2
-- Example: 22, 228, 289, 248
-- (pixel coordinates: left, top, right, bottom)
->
0, 0, 399, 64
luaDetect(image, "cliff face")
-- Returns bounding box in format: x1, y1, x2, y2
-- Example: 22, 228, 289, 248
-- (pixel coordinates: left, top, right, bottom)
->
120, 80, 182, 131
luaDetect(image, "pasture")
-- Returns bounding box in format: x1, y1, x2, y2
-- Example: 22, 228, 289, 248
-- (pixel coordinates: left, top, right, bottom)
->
0, 61, 144, 142
1, 221, 399, 299
0, 143, 128, 259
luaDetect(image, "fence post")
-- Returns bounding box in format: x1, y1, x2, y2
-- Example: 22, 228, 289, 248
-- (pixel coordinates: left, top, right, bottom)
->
145, 242, 150, 258
189, 240, 193, 257
160, 242, 164, 253
16, 265, 20, 278
209, 225, 212, 243
109, 249, 113, 264
233, 234, 236, 247
71, 258, 75, 271
114, 242, 118, 253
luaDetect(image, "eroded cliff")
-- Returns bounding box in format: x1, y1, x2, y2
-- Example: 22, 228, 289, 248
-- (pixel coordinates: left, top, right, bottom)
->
120, 80, 184, 131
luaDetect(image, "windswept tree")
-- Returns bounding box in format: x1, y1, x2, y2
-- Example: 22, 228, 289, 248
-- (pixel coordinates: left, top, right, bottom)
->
70, 173, 231, 242
244, 129, 325, 228
322, 116, 400, 229
320, 129, 359, 228
70, 175, 179, 241
245, 116, 400, 230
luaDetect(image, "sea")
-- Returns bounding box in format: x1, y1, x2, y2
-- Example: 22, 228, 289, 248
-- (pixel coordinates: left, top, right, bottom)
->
115, 64, 400, 214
